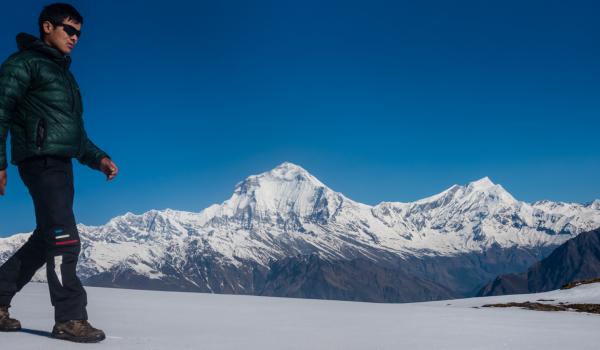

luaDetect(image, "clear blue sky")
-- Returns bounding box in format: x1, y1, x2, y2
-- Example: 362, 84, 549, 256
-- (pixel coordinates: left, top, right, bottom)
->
1, 0, 599, 236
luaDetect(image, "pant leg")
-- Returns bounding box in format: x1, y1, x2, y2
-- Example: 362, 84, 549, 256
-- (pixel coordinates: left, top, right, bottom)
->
0, 228, 47, 306
0, 157, 52, 305
46, 239, 88, 322
18, 155, 88, 322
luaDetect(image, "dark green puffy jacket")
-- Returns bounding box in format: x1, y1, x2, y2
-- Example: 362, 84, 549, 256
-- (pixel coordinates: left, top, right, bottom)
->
0, 33, 109, 170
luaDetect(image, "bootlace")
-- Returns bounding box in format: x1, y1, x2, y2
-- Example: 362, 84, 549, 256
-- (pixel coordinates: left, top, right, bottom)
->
72, 320, 95, 331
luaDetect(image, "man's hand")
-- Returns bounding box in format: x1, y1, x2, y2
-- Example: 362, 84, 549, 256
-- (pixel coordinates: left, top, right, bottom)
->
99, 157, 118, 181
0, 169, 6, 196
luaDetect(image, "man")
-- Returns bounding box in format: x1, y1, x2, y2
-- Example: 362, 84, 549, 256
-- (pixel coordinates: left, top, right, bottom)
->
0, 3, 118, 343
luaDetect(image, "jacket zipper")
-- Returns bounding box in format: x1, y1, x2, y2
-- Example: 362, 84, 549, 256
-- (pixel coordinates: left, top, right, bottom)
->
65, 71, 76, 114
36, 118, 47, 151
65, 69, 84, 155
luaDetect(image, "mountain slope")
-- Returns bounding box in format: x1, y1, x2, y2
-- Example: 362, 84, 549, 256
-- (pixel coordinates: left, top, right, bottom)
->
477, 227, 600, 296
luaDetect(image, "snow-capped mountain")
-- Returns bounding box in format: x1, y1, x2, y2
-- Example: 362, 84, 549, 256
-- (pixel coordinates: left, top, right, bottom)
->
1, 162, 599, 302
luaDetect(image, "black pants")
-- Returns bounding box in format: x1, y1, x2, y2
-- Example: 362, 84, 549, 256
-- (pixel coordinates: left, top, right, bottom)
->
0, 155, 88, 322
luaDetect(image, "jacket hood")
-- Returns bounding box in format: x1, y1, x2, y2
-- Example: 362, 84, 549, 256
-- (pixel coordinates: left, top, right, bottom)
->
16, 32, 71, 69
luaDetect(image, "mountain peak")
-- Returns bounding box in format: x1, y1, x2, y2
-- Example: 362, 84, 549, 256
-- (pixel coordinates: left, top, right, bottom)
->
464, 176, 519, 206
468, 176, 495, 190
269, 162, 313, 181
274, 161, 306, 172
220, 162, 341, 221
238, 161, 326, 188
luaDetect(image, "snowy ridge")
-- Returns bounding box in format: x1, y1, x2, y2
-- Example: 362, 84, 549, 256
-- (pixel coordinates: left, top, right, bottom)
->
1, 161, 599, 284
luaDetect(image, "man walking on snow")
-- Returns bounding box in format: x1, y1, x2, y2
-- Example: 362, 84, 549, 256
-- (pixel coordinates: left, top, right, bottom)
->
0, 3, 118, 343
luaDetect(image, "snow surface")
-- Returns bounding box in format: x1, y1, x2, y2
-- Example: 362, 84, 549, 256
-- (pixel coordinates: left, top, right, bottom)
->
2, 282, 600, 350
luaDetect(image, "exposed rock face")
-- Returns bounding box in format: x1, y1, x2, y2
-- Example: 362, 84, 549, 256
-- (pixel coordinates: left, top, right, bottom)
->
478, 228, 600, 296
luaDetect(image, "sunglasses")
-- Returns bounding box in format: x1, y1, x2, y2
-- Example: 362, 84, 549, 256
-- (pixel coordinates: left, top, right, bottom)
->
55, 23, 81, 38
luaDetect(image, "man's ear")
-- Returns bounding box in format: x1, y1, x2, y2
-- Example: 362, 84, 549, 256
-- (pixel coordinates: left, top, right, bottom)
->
42, 21, 54, 35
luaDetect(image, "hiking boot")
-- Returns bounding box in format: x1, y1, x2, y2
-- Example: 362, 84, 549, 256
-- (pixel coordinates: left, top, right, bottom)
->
0, 305, 21, 332
51, 320, 106, 343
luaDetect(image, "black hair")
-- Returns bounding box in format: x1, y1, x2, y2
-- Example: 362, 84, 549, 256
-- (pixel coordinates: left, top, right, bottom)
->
38, 3, 83, 39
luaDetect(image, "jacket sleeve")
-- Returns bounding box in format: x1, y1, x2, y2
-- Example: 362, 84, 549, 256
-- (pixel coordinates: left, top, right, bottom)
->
77, 126, 110, 170
0, 56, 32, 170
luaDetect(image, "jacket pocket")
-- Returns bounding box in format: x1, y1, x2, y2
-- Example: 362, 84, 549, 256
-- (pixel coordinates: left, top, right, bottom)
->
35, 118, 47, 150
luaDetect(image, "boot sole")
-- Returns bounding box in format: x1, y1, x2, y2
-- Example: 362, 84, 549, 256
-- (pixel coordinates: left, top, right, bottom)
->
51, 331, 106, 343
0, 327, 21, 332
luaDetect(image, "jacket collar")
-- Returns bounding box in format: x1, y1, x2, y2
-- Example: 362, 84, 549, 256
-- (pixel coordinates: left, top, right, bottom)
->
16, 32, 71, 69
